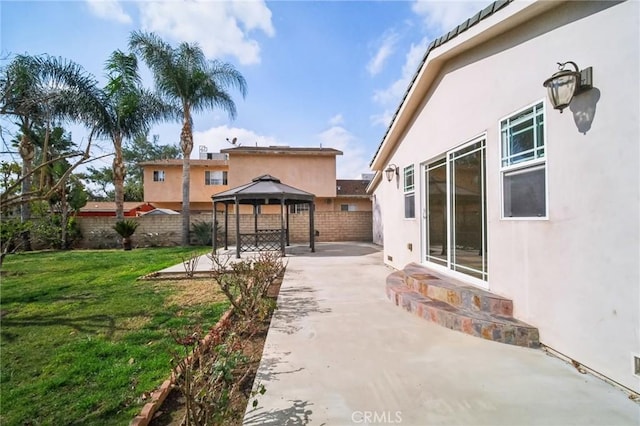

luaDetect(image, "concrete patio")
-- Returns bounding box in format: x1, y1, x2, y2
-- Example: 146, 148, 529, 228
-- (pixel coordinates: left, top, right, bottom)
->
239, 242, 639, 425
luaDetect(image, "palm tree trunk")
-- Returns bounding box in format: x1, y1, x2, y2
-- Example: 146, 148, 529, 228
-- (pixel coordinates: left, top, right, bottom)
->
113, 134, 125, 221
40, 119, 50, 189
18, 129, 35, 251
180, 112, 193, 246
60, 182, 68, 249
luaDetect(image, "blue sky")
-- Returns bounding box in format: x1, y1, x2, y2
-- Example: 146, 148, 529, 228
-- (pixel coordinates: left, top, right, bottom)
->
1, 0, 491, 179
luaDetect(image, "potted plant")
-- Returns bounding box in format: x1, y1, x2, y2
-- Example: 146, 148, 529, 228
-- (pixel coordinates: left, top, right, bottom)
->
113, 219, 139, 250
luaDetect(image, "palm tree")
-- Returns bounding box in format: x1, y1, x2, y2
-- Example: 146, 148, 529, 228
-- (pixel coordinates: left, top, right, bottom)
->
129, 31, 247, 246
92, 50, 175, 220
0, 54, 103, 249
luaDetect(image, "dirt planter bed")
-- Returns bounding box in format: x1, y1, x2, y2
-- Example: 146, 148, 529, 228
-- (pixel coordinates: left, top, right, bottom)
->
131, 278, 282, 426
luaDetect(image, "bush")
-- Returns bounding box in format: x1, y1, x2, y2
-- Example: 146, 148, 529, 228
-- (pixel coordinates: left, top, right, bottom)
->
191, 220, 213, 246
170, 251, 284, 424
113, 220, 140, 251
31, 214, 82, 250
209, 251, 286, 320
113, 219, 139, 238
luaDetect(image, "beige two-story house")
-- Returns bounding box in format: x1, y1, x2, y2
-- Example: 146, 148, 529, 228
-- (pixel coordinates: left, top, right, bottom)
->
140, 146, 372, 214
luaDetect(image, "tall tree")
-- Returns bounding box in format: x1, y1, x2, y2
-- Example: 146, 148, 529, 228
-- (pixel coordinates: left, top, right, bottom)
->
92, 50, 175, 220
0, 54, 103, 248
129, 31, 247, 245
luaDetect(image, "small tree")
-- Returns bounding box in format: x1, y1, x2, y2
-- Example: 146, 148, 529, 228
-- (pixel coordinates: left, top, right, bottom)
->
113, 219, 139, 250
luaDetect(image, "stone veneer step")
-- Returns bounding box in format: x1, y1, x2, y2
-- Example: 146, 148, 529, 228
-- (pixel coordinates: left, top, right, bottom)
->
386, 266, 539, 348
402, 263, 513, 316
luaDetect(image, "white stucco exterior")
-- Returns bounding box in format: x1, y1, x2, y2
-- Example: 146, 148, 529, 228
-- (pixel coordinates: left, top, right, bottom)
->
370, 0, 639, 393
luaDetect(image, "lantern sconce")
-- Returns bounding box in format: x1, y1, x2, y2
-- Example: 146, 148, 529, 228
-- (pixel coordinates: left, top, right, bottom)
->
543, 61, 593, 113
385, 164, 399, 182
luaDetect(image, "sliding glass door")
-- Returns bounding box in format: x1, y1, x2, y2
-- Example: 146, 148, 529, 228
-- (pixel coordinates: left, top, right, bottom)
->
425, 138, 487, 282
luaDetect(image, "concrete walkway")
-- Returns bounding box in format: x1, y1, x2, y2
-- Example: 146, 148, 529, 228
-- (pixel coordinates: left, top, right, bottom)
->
242, 242, 639, 426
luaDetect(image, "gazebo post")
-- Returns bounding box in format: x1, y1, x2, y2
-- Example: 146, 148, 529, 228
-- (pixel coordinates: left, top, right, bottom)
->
253, 203, 258, 248
224, 203, 229, 250
285, 204, 290, 246
280, 198, 286, 257
211, 175, 315, 258
310, 201, 315, 253
235, 199, 241, 258
212, 201, 218, 252
253, 203, 258, 233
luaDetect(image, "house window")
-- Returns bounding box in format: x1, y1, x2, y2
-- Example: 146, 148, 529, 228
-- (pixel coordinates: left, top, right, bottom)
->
404, 165, 415, 218
340, 204, 356, 212
153, 170, 165, 182
500, 102, 546, 218
205, 170, 228, 186
290, 204, 310, 214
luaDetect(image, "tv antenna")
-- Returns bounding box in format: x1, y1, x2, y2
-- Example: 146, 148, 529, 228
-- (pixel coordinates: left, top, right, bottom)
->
226, 137, 241, 146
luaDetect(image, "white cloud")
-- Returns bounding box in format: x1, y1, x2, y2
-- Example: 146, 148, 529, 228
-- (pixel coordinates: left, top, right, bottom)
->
328, 114, 344, 126
316, 126, 370, 179
369, 1, 491, 127
372, 38, 427, 108
370, 110, 395, 128
191, 125, 279, 157
412, 0, 490, 34
367, 30, 399, 76
138, 0, 275, 65
86, 0, 132, 24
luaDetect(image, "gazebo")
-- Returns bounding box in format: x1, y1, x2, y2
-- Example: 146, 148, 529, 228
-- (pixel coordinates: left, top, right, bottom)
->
211, 175, 316, 258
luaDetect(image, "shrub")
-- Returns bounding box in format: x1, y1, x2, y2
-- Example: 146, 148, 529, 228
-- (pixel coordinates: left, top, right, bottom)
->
31, 214, 82, 250
113, 219, 139, 238
191, 220, 213, 246
113, 219, 139, 251
209, 251, 286, 320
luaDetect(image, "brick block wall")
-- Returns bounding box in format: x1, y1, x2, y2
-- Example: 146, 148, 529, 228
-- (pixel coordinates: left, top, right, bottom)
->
215, 211, 372, 243
76, 211, 371, 248
76, 215, 187, 248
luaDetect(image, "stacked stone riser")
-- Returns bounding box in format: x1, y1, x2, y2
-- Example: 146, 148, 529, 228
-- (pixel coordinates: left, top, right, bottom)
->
386, 266, 540, 348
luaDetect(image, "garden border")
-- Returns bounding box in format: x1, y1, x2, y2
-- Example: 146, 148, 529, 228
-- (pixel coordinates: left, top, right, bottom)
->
129, 306, 235, 426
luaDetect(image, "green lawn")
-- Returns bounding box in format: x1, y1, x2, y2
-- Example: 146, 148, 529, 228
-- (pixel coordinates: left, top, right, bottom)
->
0, 247, 228, 425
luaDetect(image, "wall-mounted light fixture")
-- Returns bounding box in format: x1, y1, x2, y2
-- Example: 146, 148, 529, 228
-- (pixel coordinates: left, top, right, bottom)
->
385, 164, 398, 182
543, 61, 593, 113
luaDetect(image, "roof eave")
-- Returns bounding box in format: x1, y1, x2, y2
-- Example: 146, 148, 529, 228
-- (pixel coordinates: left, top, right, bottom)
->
365, 171, 382, 194
369, 0, 562, 171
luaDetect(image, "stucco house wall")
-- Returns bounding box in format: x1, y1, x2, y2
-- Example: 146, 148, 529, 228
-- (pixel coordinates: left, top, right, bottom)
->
141, 147, 347, 213
222, 147, 340, 198
371, 0, 639, 393
142, 159, 228, 211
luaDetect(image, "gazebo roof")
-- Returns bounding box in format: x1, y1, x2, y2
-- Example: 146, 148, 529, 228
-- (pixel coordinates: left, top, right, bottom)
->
211, 174, 315, 204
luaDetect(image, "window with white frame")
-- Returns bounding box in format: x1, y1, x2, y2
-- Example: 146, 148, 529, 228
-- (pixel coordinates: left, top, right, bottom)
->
205, 170, 228, 185
340, 204, 356, 212
153, 170, 165, 182
290, 204, 310, 214
500, 102, 546, 218
404, 164, 415, 219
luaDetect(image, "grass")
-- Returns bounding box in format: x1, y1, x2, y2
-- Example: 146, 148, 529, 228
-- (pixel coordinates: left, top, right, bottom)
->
0, 247, 228, 425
